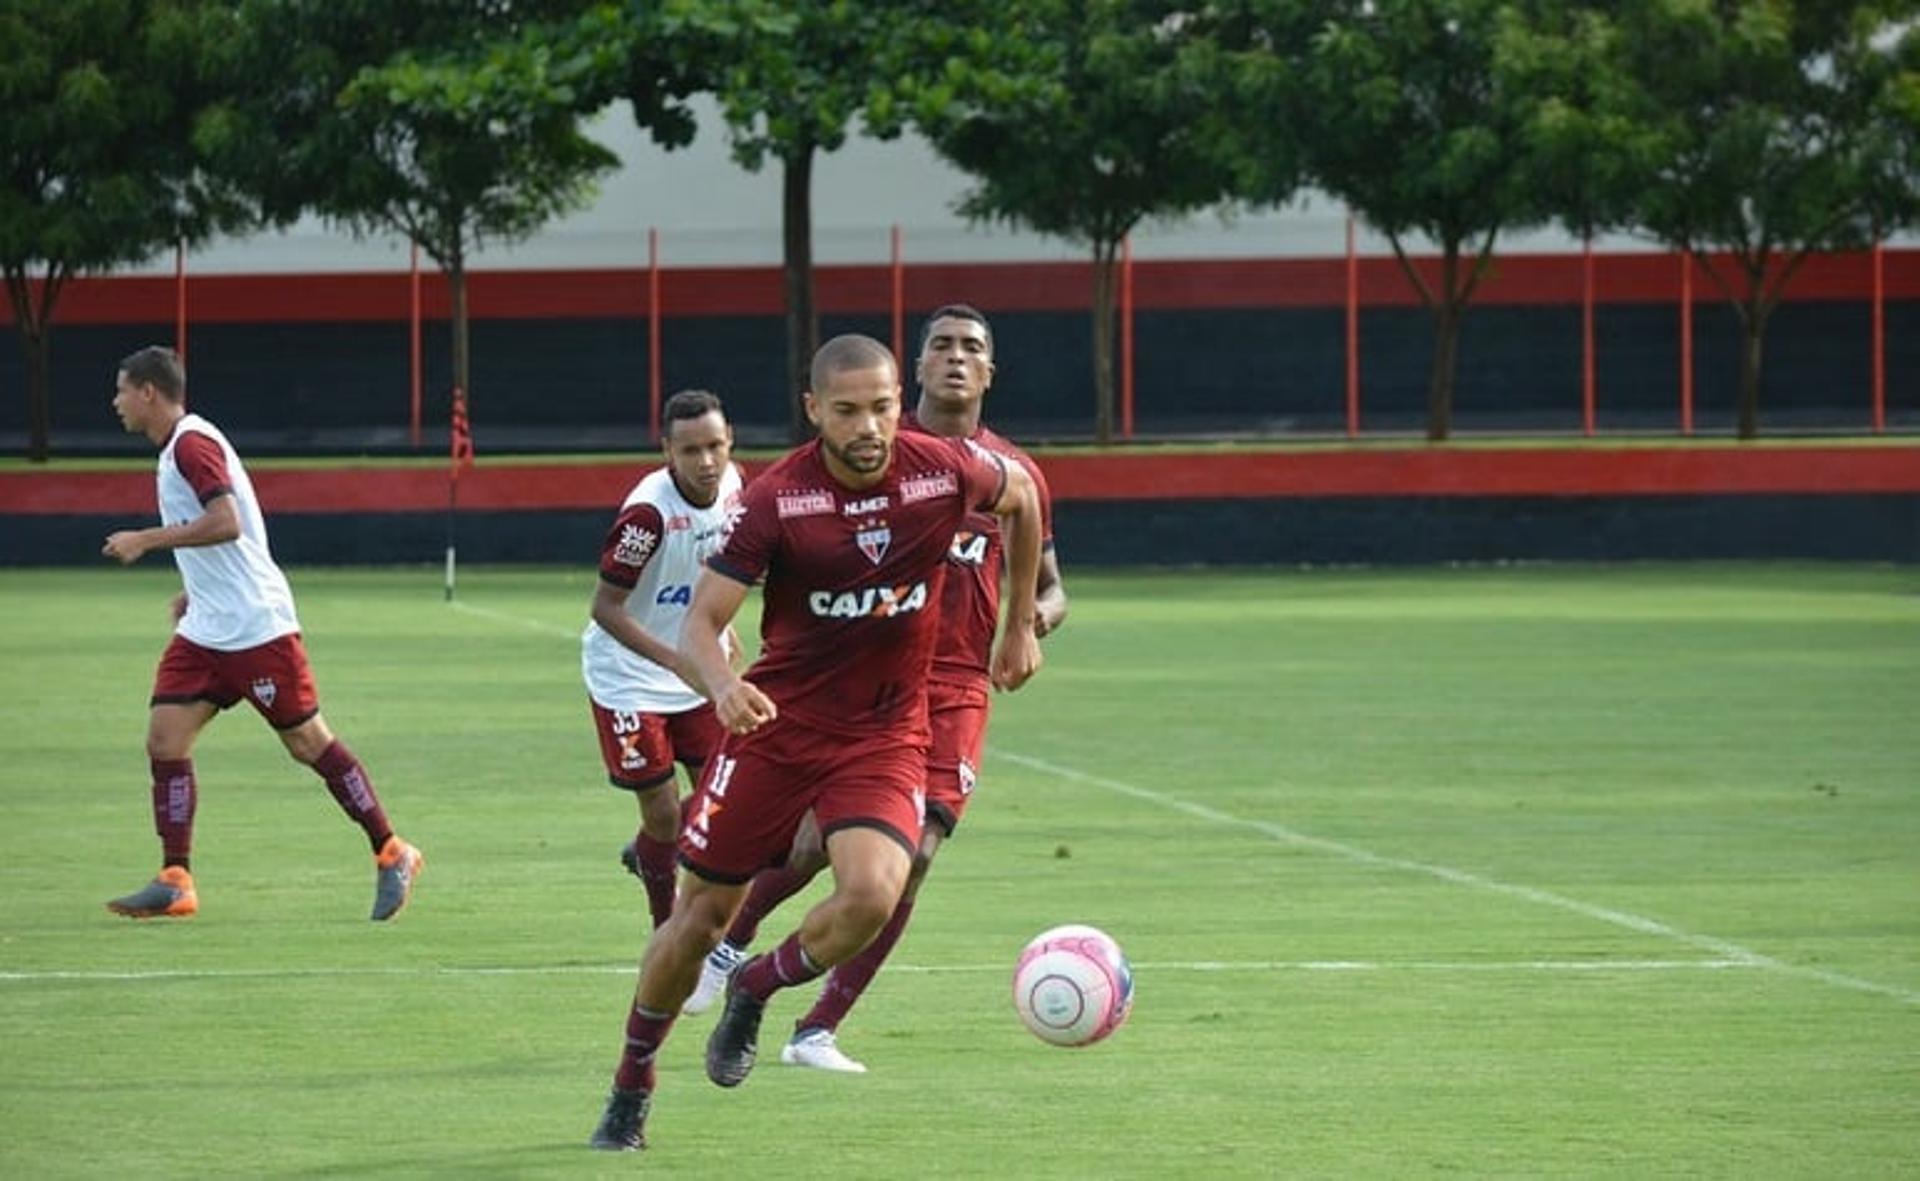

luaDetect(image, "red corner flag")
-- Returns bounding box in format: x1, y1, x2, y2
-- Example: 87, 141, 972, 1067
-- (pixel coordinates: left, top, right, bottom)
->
449, 387, 474, 479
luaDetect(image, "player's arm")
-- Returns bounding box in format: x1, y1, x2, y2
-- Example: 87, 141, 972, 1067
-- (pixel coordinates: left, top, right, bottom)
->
987, 461, 1043, 691
102, 494, 240, 565
1034, 546, 1068, 638
589, 579, 686, 679
679, 568, 777, 733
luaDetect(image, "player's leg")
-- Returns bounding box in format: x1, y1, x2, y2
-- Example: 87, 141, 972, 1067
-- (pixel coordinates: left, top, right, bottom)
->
106, 697, 216, 918
710, 826, 911, 1086
591, 871, 749, 1150
782, 825, 945, 1072
278, 709, 422, 920
619, 774, 682, 927
783, 688, 987, 1069
592, 701, 680, 903
686, 808, 827, 1015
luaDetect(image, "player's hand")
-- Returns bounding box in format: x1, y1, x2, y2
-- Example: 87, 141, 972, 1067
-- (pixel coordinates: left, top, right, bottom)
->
716, 679, 778, 734
102, 530, 147, 565
991, 623, 1043, 692
170, 592, 188, 622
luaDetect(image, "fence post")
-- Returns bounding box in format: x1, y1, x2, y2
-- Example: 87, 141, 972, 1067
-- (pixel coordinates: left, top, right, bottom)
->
1121, 235, 1135, 440
1345, 214, 1360, 438
648, 227, 662, 443
1680, 249, 1694, 436
174, 239, 188, 365
1582, 234, 1596, 437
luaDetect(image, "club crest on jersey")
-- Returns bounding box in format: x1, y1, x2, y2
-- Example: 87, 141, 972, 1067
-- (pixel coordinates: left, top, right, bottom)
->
251, 678, 277, 708
856, 524, 891, 565
614, 523, 658, 566
808, 581, 930, 619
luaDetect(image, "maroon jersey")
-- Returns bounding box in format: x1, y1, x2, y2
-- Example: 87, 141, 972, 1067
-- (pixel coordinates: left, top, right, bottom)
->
708, 431, 1007, 740
903, 417, 1055, 687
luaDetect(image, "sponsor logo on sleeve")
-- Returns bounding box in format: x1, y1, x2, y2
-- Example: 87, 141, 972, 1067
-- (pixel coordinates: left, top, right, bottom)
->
900, 471, 959, 504
613, 524, 658, 566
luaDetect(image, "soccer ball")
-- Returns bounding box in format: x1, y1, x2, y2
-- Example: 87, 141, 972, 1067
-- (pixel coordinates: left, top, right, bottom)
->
1011, 924, 1134, 1047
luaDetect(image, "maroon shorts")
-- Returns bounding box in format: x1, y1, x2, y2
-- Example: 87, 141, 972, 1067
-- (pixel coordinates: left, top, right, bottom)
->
925, 680, 992, 835
678, 719, 927, 884
588, 699, 723, 790
151, 632, 320, 731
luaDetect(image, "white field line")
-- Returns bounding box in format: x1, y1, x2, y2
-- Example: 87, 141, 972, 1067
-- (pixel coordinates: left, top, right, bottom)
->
448, 599, 579, 639
995, 750, 1920, 1007
0, 959, 1759, 984
446, 596, 1918, 1007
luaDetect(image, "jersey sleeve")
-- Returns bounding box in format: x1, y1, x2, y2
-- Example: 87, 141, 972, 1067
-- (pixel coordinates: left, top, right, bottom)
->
597, 502, 667, 589
708, 479, 780, 586
957, 438, 1009, 513
172, 433, 233, 506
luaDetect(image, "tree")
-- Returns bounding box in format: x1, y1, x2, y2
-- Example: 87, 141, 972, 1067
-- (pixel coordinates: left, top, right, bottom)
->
1601, 0, 1920, 437
205, 1, 617, 417
0, 0, 247, 461
1290, 0, 1554, 440
700, 1, 1026, 438
924, 0, 1250, 443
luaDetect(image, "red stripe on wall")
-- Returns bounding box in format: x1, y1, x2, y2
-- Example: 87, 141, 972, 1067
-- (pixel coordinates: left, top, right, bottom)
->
8, 448, 1916, 516
11, 250, 1915, 326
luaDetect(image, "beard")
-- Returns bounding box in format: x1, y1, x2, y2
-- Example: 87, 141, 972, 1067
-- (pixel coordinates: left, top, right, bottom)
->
826, 434, 890, 475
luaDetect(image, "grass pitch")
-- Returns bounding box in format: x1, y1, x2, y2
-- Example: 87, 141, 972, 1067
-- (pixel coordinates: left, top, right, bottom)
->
1, 563, 1916, 1178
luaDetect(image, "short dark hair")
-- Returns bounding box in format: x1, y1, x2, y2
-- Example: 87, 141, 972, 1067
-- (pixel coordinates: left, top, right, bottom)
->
663, 388, 726, 428
917, 303, 993, 357
120, 346, 185, 402
809, 334, 897, 392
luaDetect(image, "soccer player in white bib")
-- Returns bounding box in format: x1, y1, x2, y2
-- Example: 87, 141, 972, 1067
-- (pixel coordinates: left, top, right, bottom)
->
582, 389, 745, 929
101, 346, 423, 921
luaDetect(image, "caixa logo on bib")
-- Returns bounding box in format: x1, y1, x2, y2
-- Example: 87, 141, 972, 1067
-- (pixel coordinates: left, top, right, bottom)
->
808, 581, 930, 619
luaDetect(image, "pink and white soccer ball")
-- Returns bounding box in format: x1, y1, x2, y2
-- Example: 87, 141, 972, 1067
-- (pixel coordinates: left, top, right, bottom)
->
1011, 924, 1134, 1047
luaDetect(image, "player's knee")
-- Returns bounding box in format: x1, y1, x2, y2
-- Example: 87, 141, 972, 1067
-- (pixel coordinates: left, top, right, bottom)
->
144, 734, 189, 761
637, 787, 679, 837
835, 883, 900, 939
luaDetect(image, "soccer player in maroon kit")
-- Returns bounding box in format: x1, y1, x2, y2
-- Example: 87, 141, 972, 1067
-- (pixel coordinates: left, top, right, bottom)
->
588, 333, 1044, 1151
683, 304, 1068, 1073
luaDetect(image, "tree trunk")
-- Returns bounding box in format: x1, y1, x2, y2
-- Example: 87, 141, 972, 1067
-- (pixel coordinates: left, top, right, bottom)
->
449, 253, 470, 404
23, 327, 51, 462
1428, 303, 1461, 442
782, 142, 818, 443
1737, 296, 1768, 440
1426, 244, 1463, 442
5, 265, 63, 463
1090, 239, 1118, 445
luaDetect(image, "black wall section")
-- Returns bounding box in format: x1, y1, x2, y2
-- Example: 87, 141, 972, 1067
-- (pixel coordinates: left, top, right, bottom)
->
6, 301, 1914, 454
11, 494, 1915, 567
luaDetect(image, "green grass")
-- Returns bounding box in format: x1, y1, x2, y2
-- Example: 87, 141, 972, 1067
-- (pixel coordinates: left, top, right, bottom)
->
1, 563, 1917, 1178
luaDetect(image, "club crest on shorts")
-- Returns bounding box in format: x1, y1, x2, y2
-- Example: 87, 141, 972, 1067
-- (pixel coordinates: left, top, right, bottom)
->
251, 677, 277, 708
856, 524, 891, 565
